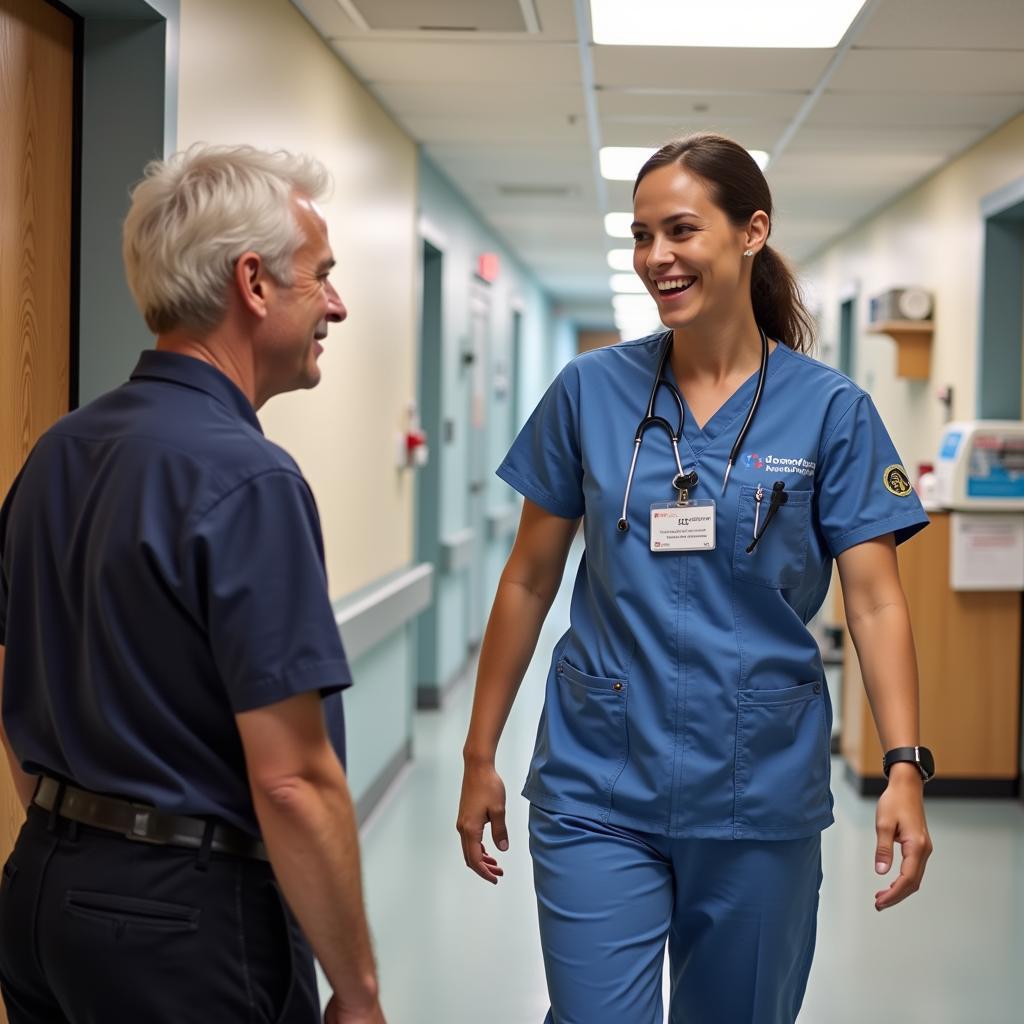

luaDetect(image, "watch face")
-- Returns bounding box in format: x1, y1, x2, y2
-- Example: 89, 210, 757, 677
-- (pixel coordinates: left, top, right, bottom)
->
918, 747, 935, 778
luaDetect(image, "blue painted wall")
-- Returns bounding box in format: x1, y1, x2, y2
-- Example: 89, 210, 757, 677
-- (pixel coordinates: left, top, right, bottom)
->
344, 627, 415, 814
416, 156, 558, 698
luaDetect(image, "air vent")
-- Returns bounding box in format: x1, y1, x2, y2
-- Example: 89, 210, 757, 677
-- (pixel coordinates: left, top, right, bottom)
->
498, 184, 576, 199
350, 0, 529, 33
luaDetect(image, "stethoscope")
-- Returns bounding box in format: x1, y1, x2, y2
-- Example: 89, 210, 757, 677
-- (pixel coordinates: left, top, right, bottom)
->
616, 326, 770, 533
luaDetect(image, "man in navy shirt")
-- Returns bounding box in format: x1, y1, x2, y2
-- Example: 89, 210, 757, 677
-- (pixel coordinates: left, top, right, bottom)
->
0, 146, 386, 1023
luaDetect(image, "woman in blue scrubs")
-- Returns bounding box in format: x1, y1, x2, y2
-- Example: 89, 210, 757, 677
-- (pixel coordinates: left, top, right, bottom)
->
457, 134, 933, 1023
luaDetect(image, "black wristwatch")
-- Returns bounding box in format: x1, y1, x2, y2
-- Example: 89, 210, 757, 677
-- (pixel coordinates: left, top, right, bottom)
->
882, 746, 935, 783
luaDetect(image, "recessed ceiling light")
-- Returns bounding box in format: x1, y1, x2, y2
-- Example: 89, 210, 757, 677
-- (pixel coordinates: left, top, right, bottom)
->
611, 274, 647, 294
605, 212, 635, 238
601, 146, 770, 182
590, 0, 867, 48
607, 249, 635, 271
600, 147, 657, 182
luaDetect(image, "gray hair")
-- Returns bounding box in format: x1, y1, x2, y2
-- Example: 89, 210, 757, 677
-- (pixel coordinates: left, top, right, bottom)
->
122, 144, 331, 335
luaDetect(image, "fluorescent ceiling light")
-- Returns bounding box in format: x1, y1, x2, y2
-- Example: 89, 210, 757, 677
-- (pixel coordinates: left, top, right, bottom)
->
607, 249, 635, 271
602, 146, 770, 184
590, 0, 867, 48
612, 293, 658, 312
615, 311, 660, 327
605, 212, 635, 238
615, 310, 662, 339
600, 147, 656, 182
611, 274, 647, 294
602, 146, 769, 183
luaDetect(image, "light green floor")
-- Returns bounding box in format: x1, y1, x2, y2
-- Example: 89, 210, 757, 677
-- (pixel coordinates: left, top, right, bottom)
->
334, 554, 1024, 1022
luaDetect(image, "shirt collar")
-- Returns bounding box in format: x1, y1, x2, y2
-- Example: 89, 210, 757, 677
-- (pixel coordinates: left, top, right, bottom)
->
129, 350, 263, 434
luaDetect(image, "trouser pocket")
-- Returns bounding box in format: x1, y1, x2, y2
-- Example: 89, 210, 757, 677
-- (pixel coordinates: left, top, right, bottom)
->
64, 890, 200, 933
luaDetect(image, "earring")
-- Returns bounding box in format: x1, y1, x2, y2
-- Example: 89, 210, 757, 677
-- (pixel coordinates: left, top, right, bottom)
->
743, 249, 754, 257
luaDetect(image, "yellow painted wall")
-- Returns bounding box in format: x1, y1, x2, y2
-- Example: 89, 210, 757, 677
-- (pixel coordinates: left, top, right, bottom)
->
801, 111, 1024, 474
175, 0, 418, 596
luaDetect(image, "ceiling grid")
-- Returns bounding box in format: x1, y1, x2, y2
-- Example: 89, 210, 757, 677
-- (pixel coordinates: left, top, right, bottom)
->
291, 0, 1024, 323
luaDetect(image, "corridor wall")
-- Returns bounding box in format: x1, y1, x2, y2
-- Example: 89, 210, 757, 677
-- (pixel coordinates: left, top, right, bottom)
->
415, 157, 556, 705
175, 0, 421, 814
801, 111, 1024, 472
801, 109, 1024, 793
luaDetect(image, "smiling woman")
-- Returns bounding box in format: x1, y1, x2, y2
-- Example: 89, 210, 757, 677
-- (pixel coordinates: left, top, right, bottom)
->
631, 134, 814, 354
458, 130, 934, 1024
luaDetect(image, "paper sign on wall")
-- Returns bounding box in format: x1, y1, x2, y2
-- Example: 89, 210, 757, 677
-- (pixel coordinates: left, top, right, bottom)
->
950, 512, 1024, 591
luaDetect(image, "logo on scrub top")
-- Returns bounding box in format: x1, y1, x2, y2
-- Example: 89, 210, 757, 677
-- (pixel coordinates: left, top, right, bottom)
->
884, 464, 913, 497
743, 452, 816, 477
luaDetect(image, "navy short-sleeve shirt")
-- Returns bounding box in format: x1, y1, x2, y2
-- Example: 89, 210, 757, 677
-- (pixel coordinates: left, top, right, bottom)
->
0, 350, 351, 835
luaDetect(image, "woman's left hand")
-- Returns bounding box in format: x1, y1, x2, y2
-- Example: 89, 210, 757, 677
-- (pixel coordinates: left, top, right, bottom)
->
872, 762, 933, 911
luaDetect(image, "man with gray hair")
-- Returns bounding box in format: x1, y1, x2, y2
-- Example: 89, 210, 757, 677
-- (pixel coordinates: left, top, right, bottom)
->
0, 145, 386, 1023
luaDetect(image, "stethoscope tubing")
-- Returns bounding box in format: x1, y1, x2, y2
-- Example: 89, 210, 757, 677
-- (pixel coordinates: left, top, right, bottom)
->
617, 327, 769, 534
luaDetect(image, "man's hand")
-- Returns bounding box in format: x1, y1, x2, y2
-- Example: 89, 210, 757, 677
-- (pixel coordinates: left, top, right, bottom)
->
456, 761, 508, 884
873, 763, 933, 911
323, 993, 387, 1023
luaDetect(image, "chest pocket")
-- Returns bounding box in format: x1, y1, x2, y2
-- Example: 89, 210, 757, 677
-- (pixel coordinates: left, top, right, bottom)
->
732, 484, 812, 589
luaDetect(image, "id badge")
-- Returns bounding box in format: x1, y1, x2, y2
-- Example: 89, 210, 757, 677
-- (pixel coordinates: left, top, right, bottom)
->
650, 500, 716, 552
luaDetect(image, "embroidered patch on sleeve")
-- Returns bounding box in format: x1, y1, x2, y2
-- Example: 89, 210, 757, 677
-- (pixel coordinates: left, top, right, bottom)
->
884, 465, 913, 497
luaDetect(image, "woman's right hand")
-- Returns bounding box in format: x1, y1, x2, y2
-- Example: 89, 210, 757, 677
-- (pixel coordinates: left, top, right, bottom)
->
456, 761, 508, 884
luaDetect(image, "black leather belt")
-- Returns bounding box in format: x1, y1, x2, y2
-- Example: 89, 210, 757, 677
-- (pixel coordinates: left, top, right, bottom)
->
33, 777, 268, 862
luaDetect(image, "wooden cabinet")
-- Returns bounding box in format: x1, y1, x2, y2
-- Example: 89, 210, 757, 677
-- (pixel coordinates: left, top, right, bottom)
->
841, 511, 1022, 795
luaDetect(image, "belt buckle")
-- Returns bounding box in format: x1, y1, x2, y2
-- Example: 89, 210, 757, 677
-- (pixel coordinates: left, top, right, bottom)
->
126, 807, 163, 845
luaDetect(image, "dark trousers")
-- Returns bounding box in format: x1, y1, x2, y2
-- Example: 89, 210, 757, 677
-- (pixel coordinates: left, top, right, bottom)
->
0, 806, 319, 1023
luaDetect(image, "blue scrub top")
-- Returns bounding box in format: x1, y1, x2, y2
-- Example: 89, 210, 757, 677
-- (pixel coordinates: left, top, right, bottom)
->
0, 350, 351, 836
498, 333, 929, 840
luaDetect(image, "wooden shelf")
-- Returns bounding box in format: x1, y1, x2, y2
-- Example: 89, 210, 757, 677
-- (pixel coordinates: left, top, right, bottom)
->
866, 320, 933, 380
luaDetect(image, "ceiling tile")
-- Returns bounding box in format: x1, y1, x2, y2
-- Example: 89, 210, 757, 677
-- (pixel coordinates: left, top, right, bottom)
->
349, 0, 527, 32
788, 125, 984, 156
374, 82, 585, 118
856, 0, 1024, 50
329, 39, 581, 84
830, 48, 1024, 94
534, 0, 578, 39
597, 89, 806, 121
600, 121, 784, 151
289, 2, 1024, 308
593, 47, 832, 92
399, 113, 587, 144
809, 91, 1024, 128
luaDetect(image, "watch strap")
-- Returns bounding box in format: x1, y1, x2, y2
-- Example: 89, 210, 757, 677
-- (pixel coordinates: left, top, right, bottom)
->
882, 745, 934, 781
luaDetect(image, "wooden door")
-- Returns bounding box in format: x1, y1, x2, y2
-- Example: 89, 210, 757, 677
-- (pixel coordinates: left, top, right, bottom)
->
0, 0, 75, 902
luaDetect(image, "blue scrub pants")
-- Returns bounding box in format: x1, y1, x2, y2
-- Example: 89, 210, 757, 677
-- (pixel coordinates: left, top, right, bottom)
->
529, 806, 822, 1024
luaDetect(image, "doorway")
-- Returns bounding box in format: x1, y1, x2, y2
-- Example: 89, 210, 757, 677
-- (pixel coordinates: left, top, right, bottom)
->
466, 289, 491, 650
415, 241, 443, 694
0, 0, 77, 933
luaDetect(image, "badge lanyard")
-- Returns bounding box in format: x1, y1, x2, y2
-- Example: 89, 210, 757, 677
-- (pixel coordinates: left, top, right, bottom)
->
616, 329, 769, 552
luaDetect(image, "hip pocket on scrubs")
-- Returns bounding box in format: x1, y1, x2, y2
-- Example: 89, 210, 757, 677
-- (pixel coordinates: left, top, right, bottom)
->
735, 681, 830, 831
547, 659, 629, 816
732, 485, 811, 588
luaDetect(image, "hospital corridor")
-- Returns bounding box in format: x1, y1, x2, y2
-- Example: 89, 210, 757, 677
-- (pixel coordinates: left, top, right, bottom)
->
352, 543, 1024, 1022
1, 0, 1024, 1022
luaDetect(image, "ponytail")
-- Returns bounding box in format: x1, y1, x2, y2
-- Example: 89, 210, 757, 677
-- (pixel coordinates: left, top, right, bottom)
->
751, 246, 814, 353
